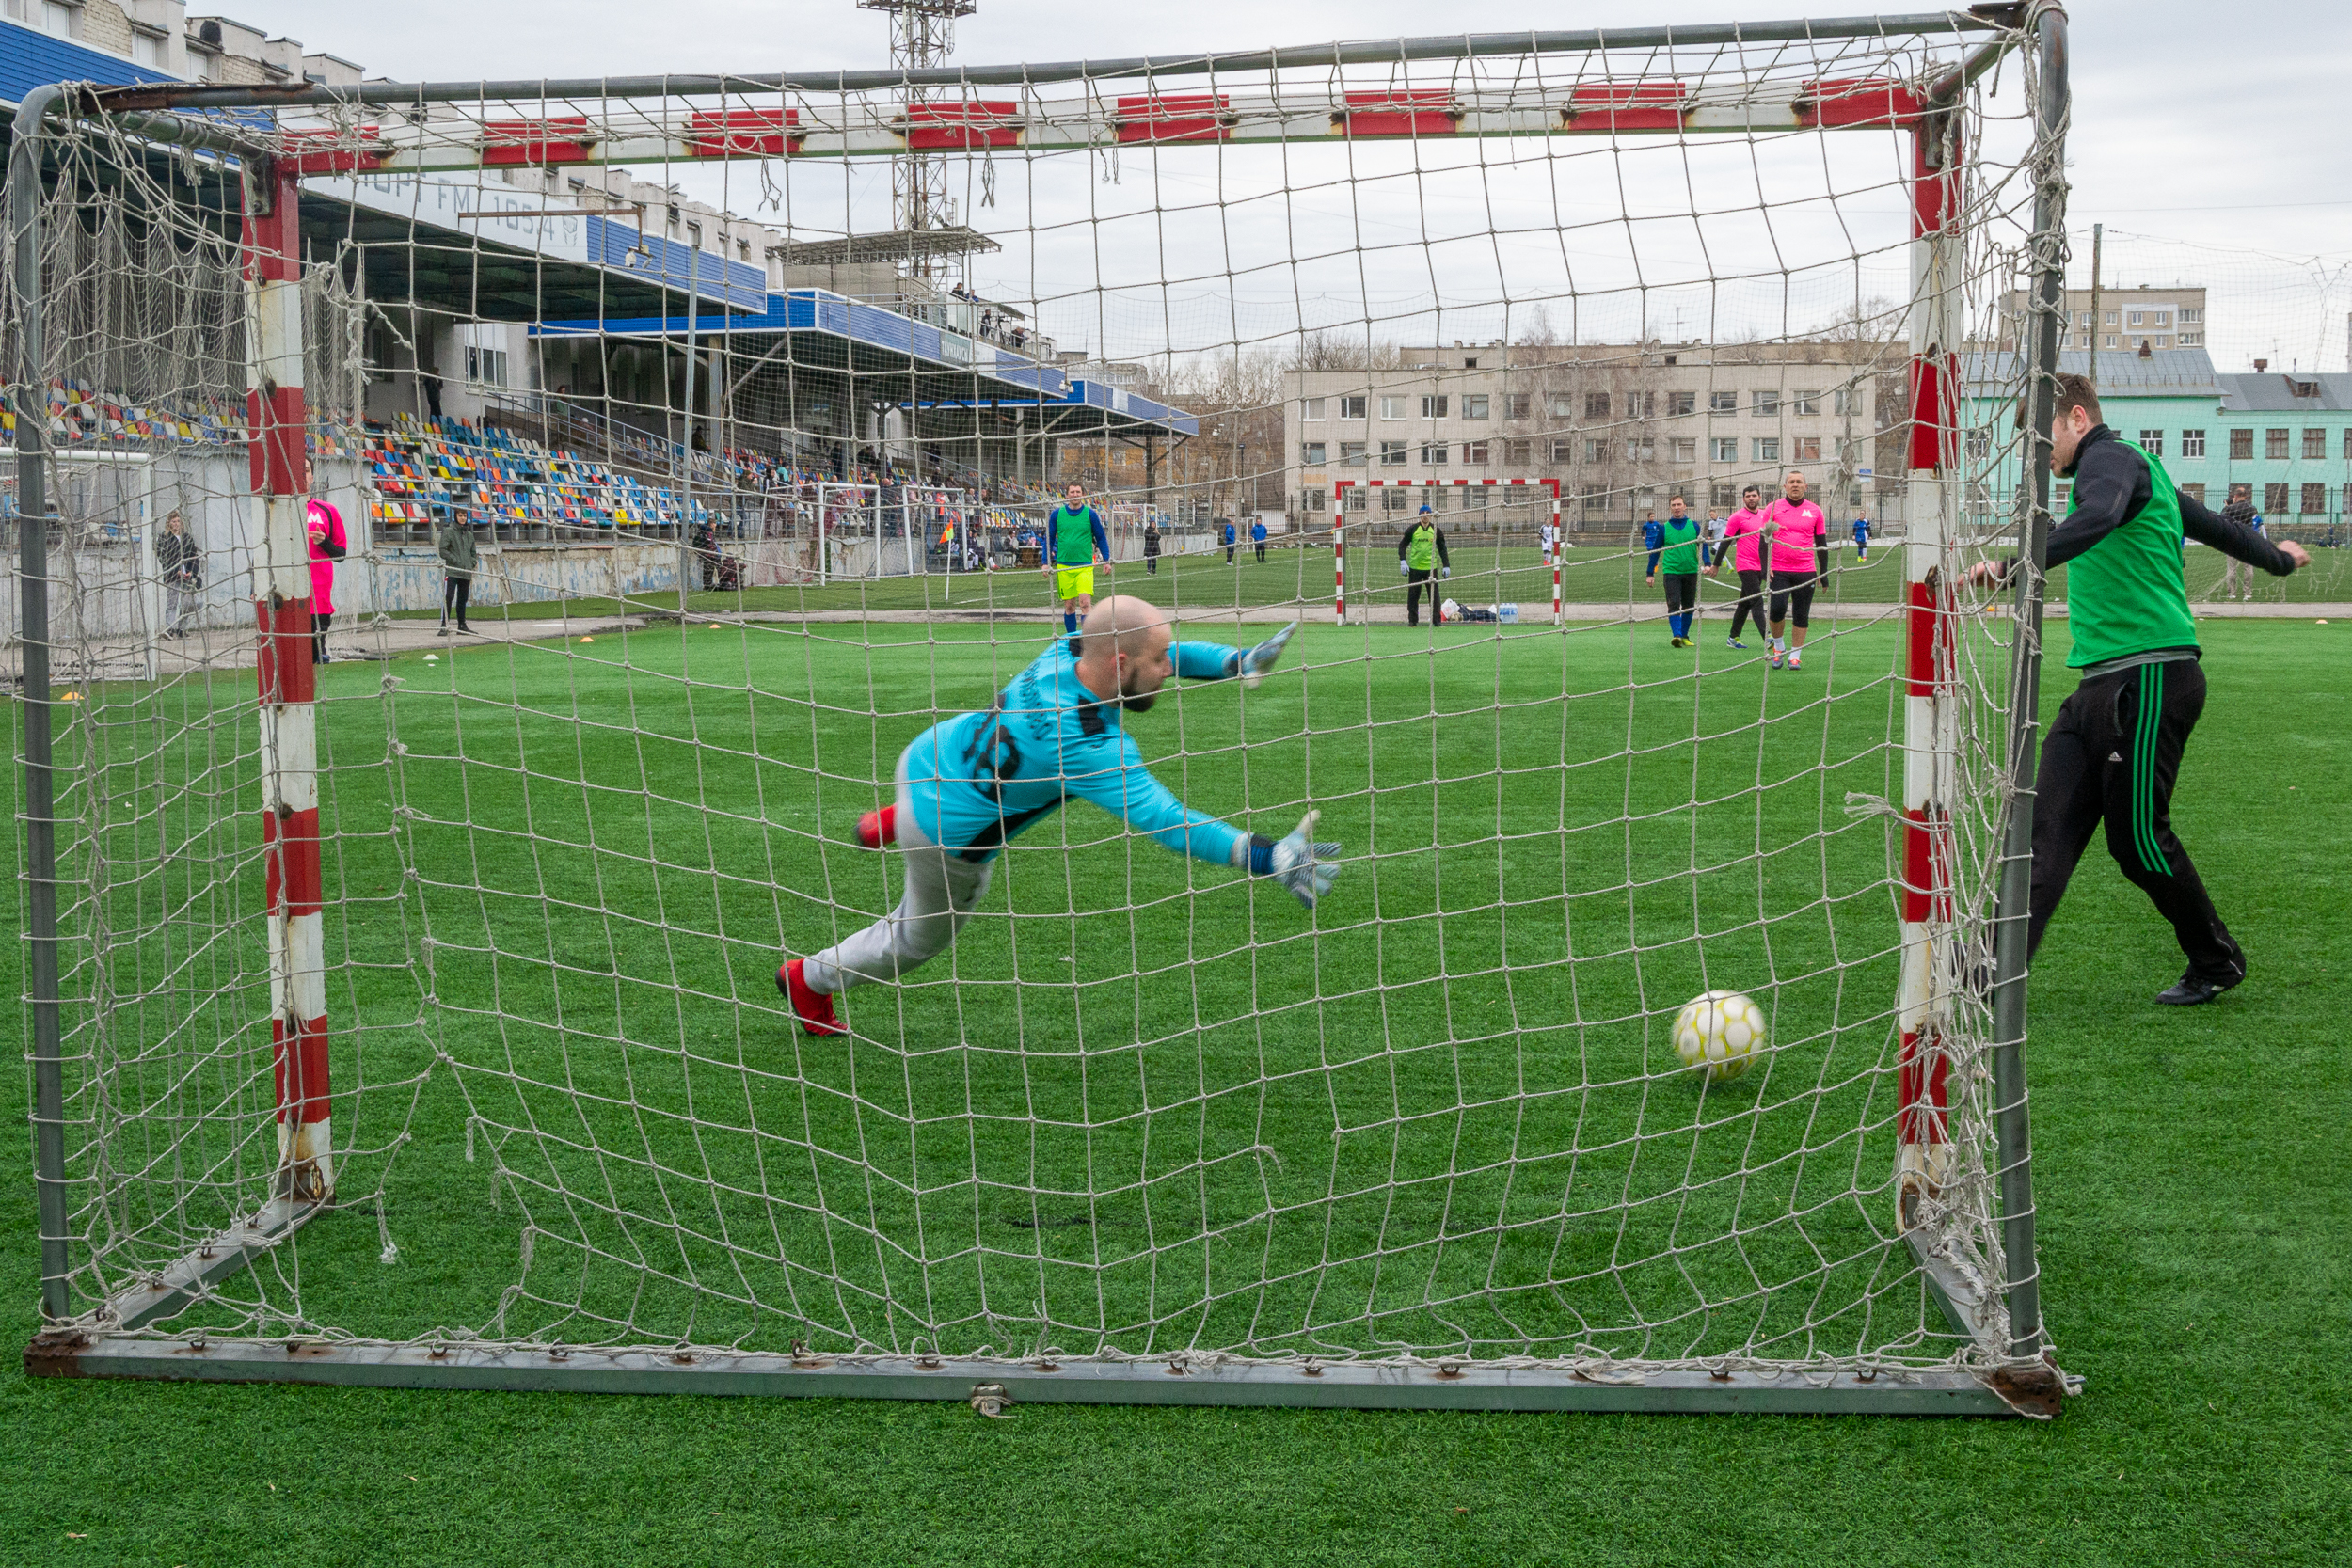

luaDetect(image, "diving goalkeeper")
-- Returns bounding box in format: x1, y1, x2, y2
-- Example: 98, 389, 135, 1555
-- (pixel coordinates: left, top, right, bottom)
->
781, 598, 1336, 1035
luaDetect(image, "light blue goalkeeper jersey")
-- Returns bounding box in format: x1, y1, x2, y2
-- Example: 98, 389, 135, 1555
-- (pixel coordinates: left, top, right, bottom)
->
904, 635, 1250, 864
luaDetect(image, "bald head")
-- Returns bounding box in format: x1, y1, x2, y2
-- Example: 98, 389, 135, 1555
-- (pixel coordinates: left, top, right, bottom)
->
1074, 595, 1176, 712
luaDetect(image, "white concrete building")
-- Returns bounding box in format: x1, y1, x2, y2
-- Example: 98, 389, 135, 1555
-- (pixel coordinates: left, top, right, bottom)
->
1285, 340, 1906, 532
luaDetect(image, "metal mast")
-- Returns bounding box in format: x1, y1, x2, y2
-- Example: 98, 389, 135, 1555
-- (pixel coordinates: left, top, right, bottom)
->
858, 0, 976, 278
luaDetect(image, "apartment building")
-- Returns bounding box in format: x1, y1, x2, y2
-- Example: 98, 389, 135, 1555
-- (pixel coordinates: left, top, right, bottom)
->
1285, 340, 1906, 531
1997, 284, 2209, 356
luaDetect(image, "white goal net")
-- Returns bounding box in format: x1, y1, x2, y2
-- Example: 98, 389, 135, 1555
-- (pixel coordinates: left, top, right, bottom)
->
9, 11, 2073, 1413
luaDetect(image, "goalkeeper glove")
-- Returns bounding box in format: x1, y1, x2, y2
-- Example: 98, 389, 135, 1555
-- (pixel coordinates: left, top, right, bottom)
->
1257, 810, 1342, 911
1397, 559, 1408, 576
1438, 566, 1451, 580
1235, 619, 1299, 689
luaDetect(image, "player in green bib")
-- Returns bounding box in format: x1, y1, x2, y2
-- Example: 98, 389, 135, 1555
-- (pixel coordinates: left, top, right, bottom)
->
1975, 373, 2308, 1006
1042, 481, 1112, 634
1648, 494, 1704, 648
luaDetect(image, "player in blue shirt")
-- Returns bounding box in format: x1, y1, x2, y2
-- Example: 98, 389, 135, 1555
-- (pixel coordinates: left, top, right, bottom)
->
781, 597, 1337, 1034
1851, 515, 1871, 561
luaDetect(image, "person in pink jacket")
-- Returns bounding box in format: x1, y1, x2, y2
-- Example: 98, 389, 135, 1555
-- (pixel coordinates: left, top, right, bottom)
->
1758, 469, 1826, 671
1708, 483, 1769, 648
306, 497, 347, 665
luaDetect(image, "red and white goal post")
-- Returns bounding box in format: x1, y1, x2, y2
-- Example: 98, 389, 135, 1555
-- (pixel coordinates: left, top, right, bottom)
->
1329, 479, 1563, 625
14, 8, 2072, 1413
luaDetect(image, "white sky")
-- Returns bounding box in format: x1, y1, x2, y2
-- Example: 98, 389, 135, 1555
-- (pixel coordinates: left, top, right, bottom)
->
223, 0, 2351, 372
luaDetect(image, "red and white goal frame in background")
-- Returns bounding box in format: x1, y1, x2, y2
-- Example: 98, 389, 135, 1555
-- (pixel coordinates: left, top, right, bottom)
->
1329, 479, 1563, 625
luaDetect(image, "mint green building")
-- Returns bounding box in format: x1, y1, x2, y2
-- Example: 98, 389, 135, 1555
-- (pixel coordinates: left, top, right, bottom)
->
1969, 349, 2352, 535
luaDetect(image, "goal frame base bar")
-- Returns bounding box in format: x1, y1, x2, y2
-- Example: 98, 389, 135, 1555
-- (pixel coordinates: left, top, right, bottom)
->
24, 1333, 2061, 1418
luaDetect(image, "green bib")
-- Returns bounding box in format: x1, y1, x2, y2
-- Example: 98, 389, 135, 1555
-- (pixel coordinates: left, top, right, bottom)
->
1051, 506, 1095, 565
1404, 522, 1437, 570
1659, 516, 1701, 574
2062, 438, 2199, 670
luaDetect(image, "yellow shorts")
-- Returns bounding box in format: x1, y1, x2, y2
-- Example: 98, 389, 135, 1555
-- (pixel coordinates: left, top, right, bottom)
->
1054, 565, 1096, 602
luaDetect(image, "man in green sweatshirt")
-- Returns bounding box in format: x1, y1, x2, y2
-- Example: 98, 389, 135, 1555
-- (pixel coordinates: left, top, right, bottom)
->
1396, 503, 1451, 627
1648, 495, 1703, 648
1976, 373, 2308, 1006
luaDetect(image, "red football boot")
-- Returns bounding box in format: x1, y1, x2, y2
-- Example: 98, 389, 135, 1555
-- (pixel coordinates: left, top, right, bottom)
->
855, 803, 898, 849
777, 958, 847, 1037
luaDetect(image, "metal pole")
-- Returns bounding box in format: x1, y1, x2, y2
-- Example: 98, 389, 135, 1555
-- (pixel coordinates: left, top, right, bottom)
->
1990, 1, 2070, 1362
2086, 222, 2101, 388
677, 261, 697, 615
9, 83, 72, 1323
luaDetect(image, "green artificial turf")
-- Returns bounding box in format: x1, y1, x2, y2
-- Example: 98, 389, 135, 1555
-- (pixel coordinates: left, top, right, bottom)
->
389, 534, 2352, 623
4, 617, 2346, 1566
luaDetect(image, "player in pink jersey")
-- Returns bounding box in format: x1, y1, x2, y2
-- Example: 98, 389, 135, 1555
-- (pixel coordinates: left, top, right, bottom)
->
1759, 470, 1826, 671
1708, 483, 1769, 649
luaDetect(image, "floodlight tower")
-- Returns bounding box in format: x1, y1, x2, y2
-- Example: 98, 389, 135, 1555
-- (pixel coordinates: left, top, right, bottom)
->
859, 0, 976, 277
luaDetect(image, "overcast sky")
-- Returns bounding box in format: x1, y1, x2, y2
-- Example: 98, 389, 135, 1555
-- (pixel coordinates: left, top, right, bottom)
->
220, 0, 2350, 371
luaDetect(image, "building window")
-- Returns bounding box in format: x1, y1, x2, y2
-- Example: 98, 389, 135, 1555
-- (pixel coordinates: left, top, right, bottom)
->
1505, 394, 1531, 420
2103, 310, 2118, 325
2076, 311, 2094, 327
1556, 439, 1581, 465
1462, 394, 1489, 420
1754, 437, 1781, 463
1623, 436, 1654, 463
1710, 436, 1738, 463
1709, 389, 1737, 415
2265, 429, 2290, 460
2301, 483, 2328, 515
2104, 335, 2117, 349
1382, 487, 1408, 512
1633, 486, 1657, 516
2344, 430, 2352, 460
1667, 389, 1695, 417
1965, 430, 1993, 462
2180, 483, 2205, 507
1338, 395, 1366, 420
1579, 485, 1609, 518
2264, 483, 2289, 514
1461, 485, 1487, 510
2181, 429, 2205, 459
1301, 442, 1327, 466
1754, 390, 1782, 417
2305, 429, 2328, 460
2229, 429, 2253, 461
1710, 481, 1736, 511
466, 345, 510, 388
33, 1, 81, 40
131, 28, 167, 66
1793, 436, 1821, 464
1463, 356, 1478, 369
1302, 488, 1327, 513
2055, 483, 2070, 510
2179, 333, 2201, 346
1302, 398, 1326, 421
1670, 437, 1697, 464
2180, 307, 2203, 325
1343, 486, 1366, 513
1378, 440, 1407, 466
2127, 310, 2144, 327
1577, 392, 1604, 420
1625, 392, 1655, 420
1339, 442, 1366, 467
1504, 438, 1533, 467
1421, 395, 1448, 420
1461, 439, 1489, 465
1792, 390, 1821, 416
1421, 442, 1448, 466
1379, 396, 1406, 421
2138, 429, 2165, 456
1422, 486, 1448, 510
2344, 483, 2352, 516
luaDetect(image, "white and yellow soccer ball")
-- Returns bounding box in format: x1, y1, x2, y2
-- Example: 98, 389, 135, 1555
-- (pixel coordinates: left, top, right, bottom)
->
1673, 990, 1768, 1084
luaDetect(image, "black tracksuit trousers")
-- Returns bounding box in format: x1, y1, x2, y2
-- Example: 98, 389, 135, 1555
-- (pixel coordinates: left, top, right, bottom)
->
2028, 657, 2244, 982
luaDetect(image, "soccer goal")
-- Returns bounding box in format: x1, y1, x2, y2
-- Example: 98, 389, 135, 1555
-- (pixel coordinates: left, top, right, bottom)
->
11, 8, 2075, 1415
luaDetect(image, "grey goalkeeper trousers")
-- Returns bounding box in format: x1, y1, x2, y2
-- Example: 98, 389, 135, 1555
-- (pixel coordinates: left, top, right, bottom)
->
802, 757, 993, 995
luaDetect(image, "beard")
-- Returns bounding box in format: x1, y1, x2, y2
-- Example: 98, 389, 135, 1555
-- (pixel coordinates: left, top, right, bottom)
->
1119, 673, 1159, 714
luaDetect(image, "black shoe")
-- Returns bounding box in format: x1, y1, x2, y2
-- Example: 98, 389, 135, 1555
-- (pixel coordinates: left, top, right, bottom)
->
2155, 966, 2244, 1006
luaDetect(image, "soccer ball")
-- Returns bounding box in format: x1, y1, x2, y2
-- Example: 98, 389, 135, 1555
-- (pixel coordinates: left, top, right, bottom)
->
1673, 990, 1768, 1084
